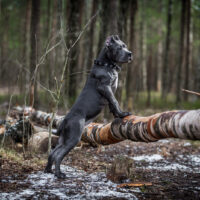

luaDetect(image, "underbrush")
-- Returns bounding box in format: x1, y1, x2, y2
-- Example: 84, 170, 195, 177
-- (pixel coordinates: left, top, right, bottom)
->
0, 147, 46, 170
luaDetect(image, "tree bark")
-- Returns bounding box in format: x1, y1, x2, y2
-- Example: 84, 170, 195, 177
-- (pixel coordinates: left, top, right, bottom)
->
48, 0, 58, 89
86, 0, 98, 70
126, 0, 138, 110
183, 0, 191, 101
146, 48, 152, 106
176, 0, 186, 104
162, 0, 172, 99
65, 0, 82, 105
98, 0, 110, 51
30, 0, 41, 108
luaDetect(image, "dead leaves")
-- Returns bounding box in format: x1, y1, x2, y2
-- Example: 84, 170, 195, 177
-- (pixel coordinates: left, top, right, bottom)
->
117, 182, 152, 188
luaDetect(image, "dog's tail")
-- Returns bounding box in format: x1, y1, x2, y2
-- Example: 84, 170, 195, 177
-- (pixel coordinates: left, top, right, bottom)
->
54, 119, 65, 136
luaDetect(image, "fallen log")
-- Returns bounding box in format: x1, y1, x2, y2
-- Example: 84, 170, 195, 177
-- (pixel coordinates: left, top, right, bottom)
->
12, 107, 200, 146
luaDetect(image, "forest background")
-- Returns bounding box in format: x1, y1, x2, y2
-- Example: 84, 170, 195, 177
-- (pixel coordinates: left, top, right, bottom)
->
0, 0, 200, 120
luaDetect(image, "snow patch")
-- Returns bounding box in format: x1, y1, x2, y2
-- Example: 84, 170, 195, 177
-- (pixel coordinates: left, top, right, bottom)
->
0, 165, 137, 200
190, 155, 200, 163
133, 154, 163, 162
183, 142, 191, 147
146, 163, 190, 171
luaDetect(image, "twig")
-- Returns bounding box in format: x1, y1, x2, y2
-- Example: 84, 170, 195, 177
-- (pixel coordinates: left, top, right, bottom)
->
182, 89, 200, 96
30, 35, 62, 108
15, 60, 57, 102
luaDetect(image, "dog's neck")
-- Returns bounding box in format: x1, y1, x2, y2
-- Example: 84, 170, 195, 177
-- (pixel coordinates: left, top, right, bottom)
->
95, 46, 121, 71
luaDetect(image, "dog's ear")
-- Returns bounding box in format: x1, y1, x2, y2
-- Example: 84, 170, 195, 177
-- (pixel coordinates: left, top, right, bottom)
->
114, 35, 120, 40
106, 36, 115, 47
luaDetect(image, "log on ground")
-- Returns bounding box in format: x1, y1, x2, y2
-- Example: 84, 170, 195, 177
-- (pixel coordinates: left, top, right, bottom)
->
12, 107, 200, 146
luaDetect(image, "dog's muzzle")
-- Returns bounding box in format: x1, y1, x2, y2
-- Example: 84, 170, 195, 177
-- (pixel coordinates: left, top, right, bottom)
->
128, 52, 133, 63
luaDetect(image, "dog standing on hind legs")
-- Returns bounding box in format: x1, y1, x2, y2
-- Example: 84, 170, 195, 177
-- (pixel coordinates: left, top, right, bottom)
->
44, 35, 133, 178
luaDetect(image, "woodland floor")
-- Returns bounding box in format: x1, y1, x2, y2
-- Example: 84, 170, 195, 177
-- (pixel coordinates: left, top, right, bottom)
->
1, 138, 200, 199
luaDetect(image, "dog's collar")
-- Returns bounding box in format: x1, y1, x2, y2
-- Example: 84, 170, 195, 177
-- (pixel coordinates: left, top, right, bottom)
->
94, 59, 121, 71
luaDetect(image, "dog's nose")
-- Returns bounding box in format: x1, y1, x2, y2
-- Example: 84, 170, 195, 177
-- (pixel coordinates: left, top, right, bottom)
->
128, 52, 133, 60
128, 52, 132, 57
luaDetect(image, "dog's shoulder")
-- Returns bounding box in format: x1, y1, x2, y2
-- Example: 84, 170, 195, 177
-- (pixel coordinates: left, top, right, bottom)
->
91, 65, 109, 80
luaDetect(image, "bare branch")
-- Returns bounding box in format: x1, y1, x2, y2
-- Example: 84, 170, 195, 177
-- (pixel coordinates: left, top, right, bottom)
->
182, 89, 200, 96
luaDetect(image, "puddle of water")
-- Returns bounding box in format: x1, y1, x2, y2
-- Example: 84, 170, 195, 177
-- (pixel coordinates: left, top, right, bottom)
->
0, 165, 138, 200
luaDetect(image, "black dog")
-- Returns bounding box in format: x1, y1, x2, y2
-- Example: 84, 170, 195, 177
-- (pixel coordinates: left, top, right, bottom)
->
44, 35, 133, 178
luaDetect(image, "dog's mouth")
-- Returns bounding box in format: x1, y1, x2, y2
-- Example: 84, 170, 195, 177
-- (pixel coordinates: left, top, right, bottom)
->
128, 55, 133, 63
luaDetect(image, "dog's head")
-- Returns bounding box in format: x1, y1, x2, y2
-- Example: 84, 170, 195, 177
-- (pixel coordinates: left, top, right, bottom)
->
105, 35, 133, 63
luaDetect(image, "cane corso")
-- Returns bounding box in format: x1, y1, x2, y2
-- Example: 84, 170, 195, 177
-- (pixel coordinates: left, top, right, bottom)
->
44, 35, 133, 178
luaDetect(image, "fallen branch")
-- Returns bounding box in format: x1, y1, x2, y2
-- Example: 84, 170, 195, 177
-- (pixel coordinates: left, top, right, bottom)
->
182, 89, 200, 96
12, 107, 200, 146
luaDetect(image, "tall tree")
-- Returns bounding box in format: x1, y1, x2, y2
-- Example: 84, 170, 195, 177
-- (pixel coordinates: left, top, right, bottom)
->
30, 0, 40, 107
126, 0, 138, 110
21, 0, 32, 92
146, 47, 153, 106
76, 0, 85, 90
66, 0, 82, 105
86, 0, 98, 70
48, 0, 58, 89
139, 0, 147, 92
162, 0, 172, 99
176, 0, 186, 104
0, 1, 9, 83
98, 0, 110, 51
109, 0, 118, 34
183, 0, 191, 100
117, 0, 128, 108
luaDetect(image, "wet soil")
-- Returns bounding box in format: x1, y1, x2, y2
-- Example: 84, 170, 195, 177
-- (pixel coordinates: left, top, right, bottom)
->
1, 139, 200, 199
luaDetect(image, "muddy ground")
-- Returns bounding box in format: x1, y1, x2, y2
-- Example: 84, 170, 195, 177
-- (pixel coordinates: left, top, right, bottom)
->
1, 138, 200, 200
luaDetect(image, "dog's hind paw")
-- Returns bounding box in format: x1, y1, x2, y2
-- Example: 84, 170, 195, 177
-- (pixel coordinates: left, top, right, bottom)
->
44, 168, 53, 174
55, 172, 66, 179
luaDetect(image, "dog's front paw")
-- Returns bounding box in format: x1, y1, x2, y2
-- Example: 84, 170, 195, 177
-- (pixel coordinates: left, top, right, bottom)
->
55, 172, 66, 179
117, 111, 132, 118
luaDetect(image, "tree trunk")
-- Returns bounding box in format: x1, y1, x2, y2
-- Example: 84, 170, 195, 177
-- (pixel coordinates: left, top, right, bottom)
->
24, 0, 32, 90
86, 0, 98, 70
76, 0, 85, 91
139, 0, 147, 92
146, 48, 152, 106
176, 0, 186, 104
30, 0, 41, 108
116, 0, 128, 108
0, 3, 9, 84
126, 0, 138, 110
18, 0, 32, 93
98, 0, 110, 51
109, 0, 118, 35
183, 0, 191, 101
65, 0, 82, 105
48, 0, 58, 89
162, 0, 172, 99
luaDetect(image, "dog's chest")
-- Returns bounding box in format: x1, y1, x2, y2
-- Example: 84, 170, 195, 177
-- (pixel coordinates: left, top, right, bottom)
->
109, 70, 118, 93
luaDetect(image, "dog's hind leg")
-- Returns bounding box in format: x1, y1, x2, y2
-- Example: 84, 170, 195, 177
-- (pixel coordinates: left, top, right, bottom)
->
54, 118, 85, 179
44, 144, 62, 173
44, 119, 67, 173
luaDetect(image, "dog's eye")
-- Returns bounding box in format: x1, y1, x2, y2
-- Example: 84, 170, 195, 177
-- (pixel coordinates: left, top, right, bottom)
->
122, 44, 126, 48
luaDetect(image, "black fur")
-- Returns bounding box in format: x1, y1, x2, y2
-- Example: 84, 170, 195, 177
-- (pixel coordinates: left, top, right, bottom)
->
44, 35, 133, 178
